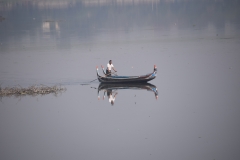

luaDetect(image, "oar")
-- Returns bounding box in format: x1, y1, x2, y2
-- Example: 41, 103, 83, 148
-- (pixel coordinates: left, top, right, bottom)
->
111, 72, 118, 76
81, 71, 117, 85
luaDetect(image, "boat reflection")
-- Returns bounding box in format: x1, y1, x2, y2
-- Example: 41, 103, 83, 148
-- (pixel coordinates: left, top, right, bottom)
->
98, 83, 158, 105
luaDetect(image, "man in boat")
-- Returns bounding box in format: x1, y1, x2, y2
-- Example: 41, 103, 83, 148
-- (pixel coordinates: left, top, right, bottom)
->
106, 60, 117, 76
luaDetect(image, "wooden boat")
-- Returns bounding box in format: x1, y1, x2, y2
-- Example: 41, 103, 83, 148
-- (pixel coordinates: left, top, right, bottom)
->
98, 83, 158, 99
96, 65, 157, 83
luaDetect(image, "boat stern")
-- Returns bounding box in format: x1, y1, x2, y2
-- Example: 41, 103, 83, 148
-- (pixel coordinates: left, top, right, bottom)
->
101, 65, 107, 75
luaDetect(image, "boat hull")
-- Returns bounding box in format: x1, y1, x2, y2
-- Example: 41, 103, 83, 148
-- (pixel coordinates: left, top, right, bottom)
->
97, 75, 156, 83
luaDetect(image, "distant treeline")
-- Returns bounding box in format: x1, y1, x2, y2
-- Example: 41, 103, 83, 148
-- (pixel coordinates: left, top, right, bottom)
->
0, 0, 239, 42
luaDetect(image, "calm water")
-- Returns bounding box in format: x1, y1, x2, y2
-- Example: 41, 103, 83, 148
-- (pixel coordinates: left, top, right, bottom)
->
1, 0, 240, 160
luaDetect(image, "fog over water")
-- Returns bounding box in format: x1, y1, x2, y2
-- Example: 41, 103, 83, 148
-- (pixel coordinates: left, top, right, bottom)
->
0, 0, 240, 160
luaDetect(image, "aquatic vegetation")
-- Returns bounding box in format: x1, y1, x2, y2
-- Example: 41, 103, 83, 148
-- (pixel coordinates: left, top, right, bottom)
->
0, 85, 66, 97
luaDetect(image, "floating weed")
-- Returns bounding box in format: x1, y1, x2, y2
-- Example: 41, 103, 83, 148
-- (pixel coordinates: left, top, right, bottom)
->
0, 85, 66, 97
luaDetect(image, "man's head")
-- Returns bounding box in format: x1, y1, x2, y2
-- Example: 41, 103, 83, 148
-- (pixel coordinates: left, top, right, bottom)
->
111, 100, 114, 106
109, 60, 112, 64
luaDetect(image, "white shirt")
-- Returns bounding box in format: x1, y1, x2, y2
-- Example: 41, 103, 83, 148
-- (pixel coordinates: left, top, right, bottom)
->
107, 63, 114, 70
109, 95, 115, 103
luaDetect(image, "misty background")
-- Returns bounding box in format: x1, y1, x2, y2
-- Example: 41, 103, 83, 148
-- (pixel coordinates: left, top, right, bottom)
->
0, 0, 240, 160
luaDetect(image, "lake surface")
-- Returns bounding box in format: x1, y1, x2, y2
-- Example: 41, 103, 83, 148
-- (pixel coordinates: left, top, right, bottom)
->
1, 0, 240, 160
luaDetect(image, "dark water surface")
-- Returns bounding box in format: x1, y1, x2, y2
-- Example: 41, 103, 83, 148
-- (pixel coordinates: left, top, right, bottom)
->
1, 0, 240, 160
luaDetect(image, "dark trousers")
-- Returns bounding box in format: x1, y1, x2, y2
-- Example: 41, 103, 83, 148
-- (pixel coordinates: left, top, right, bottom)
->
106, 69, 111, 76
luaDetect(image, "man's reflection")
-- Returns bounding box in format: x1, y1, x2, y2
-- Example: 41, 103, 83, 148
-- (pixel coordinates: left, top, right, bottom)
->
106, 89, 118, 105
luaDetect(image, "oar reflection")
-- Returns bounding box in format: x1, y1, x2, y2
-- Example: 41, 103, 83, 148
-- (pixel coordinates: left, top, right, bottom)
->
97, 83, 158, 105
